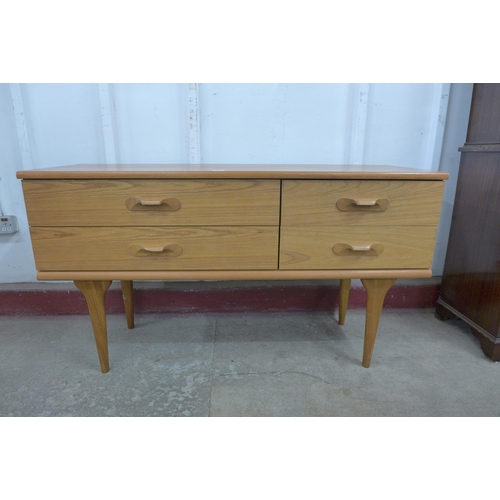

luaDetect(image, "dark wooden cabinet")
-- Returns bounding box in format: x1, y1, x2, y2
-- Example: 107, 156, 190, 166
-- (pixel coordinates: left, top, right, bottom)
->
436, 83, 500, 361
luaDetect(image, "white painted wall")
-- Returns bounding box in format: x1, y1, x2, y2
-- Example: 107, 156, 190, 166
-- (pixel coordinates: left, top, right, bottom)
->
0, 83, 473, 283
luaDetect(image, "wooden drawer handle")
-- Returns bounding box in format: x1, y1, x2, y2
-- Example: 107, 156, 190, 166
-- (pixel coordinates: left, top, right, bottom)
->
129, 244, 183, 257
336, 198, 389, 212
333, 243, 384, 256
125, 197, 181, 212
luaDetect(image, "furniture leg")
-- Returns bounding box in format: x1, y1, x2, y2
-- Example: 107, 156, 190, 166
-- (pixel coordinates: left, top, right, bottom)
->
360, 278, 397, 368
470, 326, 500, 362
436, 300, 500, 361
74, 280, 112, 373
121, 280, 135, 329
434, 301, 457, 321
338, 279, 351, 325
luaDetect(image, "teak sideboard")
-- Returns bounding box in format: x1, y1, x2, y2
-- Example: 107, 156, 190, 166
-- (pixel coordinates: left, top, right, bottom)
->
17, 164, 448, 372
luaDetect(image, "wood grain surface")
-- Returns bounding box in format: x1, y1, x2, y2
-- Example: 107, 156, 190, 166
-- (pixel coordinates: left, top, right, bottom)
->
281, 180, 445, 226
30, 226, 279, 271
21, 179, 280, 226
16, 163, 450, 180
279, 226, 438, 269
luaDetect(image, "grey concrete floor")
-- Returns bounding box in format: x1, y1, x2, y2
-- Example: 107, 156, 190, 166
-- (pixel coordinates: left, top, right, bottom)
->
1, 310, 499, 416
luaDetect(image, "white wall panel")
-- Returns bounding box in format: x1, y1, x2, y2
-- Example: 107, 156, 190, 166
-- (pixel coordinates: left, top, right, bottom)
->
200, 83, 353, 163
364, 84, 436, 169
0, 85, 37, 281
200, 83, 286, 163
0, 83, 473, 283
112, 83, 188, 163
23, 83, 105, 168
279, 83, 353, 164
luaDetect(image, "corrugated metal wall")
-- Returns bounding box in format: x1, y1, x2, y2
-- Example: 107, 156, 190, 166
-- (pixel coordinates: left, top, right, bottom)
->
0, 83, 473, 282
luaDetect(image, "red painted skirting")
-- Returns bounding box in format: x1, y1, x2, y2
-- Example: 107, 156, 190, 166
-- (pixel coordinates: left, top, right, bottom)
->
0, 283, 440, 316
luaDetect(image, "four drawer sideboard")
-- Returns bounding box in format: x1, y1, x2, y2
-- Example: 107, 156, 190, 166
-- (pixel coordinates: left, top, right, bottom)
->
17, 164, 448, 372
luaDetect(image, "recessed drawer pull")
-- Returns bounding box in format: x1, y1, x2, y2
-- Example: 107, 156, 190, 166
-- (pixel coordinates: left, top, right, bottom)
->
333, 243, 384, 256
125, 197, 181, 212
129, 244, 183, 257
336, 198, 389, 212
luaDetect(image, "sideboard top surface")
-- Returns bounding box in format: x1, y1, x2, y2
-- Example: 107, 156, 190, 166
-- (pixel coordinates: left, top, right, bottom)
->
16, 164, 449, 180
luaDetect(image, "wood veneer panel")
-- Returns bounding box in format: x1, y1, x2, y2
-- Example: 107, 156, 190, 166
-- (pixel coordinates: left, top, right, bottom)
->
21, 179, 280, 226
281, 180, 444, 226
16, 164, 450, 180
36, 269, 433, 281
30, 226, 279, 271
279, 226, 438, 270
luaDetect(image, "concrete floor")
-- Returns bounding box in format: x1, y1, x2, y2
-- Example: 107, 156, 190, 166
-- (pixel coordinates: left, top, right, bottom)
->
1, 310, 499, 416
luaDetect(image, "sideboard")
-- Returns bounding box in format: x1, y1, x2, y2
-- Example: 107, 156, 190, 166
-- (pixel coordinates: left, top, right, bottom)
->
17, 164, 448, 372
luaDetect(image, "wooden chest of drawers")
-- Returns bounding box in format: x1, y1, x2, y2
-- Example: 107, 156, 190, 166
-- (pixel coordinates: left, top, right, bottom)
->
17, 164, 448, 372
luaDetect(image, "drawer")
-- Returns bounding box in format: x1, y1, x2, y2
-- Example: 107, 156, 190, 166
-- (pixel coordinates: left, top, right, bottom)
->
281, 180, 445, 226
279, 226, 438, 269
30, 226, 279, 271
22, 179, 280, 226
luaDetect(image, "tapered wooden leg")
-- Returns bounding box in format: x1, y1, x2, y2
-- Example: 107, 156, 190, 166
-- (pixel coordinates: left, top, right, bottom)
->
338, 279, 351, 325
121, 280, 135, 329
360, 278, 397, 368
75, 280, 112, 373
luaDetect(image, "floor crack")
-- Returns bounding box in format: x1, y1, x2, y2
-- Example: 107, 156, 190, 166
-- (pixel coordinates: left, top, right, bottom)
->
216, 369, 332, 385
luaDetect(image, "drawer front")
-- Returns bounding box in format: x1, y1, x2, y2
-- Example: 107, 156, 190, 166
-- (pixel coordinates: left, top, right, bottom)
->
22, 179, 280, 226
281, 180, 445, 226
279, 226, 438, 269
30, 226, 279, 271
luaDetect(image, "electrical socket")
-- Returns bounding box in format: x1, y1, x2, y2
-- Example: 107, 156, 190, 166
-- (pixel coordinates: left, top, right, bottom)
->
0, 215, 19, 234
